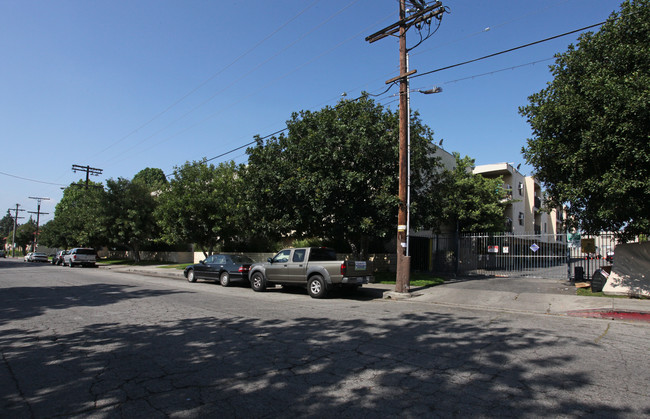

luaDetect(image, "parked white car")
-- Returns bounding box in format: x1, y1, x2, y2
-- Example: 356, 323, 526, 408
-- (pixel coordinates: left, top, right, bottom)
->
25, 252, 48, 262
64, 248, 97, 267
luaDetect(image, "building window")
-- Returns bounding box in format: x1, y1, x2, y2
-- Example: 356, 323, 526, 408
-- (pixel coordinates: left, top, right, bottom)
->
518, 212, 524, 226
518, 182, 524, 196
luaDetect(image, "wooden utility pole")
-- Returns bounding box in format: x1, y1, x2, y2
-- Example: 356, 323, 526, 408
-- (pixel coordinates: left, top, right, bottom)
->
366, 1, 445, 294
8, 204, 25, 257
72, 164, 103, 188
396, 0, 410, 293
28, 196, 50, 251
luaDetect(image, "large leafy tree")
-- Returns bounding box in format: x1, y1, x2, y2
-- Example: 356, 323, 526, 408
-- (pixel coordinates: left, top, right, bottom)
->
132, 167, 168, 192
432, 153, 506, 233
46, 181, 106, 248
519, 0, 650, 239
101, 177, 160, 262
243, 97, 443, 257
155, 160, 244, 257
0, 211, 14, 246
15, 218, 37, 254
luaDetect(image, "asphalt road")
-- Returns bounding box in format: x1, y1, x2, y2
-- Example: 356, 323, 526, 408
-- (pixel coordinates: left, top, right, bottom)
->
1, 258, 649, 418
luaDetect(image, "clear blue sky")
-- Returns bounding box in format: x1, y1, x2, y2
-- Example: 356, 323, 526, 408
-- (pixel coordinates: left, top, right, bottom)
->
1, 0, 623, 225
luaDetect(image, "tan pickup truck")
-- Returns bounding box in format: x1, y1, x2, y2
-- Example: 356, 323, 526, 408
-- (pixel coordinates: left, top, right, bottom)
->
249, 247, 374, 298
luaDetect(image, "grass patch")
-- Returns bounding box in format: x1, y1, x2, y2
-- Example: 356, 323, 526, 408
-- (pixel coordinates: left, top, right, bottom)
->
97, 259, 173, 266
374, 271, 445, 288
159, 263, 192, 270
576, 288, 629, 298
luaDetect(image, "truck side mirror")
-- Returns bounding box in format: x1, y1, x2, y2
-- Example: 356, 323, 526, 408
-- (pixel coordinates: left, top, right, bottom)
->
267, 257, 273, 263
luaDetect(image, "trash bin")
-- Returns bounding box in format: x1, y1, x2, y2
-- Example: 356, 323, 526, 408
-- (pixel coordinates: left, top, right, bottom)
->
574, 266, 584, 282
591, 269, 608, 293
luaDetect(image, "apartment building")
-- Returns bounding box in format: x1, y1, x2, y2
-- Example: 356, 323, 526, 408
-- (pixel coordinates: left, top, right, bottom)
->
473, 163, 564, 238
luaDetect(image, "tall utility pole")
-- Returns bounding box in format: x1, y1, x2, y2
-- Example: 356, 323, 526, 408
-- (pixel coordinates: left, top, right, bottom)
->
8, 204, 25, 257
366, 1, 446, 293
28, 196, 50, 251
72, 164, 103, 188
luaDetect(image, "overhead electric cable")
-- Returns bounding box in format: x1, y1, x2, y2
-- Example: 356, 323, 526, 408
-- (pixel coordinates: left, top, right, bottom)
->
0, 171, 67, 187
411, 21, 606, 80
92, 0, 322, 159
100, 0, 366, 169
165, 17, 610, 178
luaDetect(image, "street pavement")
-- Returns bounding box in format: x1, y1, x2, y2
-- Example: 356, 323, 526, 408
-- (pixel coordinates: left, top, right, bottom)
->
99, 263, 650, 321
3, 259, 650, 417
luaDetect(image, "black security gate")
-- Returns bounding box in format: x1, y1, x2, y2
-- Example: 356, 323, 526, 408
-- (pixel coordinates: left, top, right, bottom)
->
410, 232, 617, 280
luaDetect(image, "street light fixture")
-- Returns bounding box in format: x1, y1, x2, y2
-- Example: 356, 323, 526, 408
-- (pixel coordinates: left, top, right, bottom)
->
417, 86, 443, 95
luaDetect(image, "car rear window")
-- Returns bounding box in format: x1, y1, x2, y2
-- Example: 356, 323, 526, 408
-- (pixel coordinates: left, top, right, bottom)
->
75, 248, 96, 255
308, 248, 337, 261
231, 255, 254, 264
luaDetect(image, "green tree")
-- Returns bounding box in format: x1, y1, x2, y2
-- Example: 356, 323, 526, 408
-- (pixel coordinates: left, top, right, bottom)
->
49, 181, 106, 248
0, 211, 14, 246
38, 219, 65, 249
243, 97, 443, 257
155, 160, 244, 257
432, 153, 505, 233
102, 177, 159, 262
132, 167, 168, 192
519, 0, 650, 239
15, 218, 37, 254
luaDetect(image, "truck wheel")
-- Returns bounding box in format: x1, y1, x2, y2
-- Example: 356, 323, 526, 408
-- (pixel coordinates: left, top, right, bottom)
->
307, 275, 328, 299
251, 272, 266, 292
186, 269, 197, 283
220, 271, 231, 287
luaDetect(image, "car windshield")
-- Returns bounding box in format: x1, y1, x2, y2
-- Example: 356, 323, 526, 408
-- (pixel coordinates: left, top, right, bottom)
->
231, 255, 254, 264
33, 253, 46, 257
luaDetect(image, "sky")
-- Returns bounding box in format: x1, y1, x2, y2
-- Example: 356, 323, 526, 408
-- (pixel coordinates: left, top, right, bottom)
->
1, 0, 624, 226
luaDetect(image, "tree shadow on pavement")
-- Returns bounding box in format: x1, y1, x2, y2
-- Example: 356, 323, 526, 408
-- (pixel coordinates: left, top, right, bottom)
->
0, 286, 645, 417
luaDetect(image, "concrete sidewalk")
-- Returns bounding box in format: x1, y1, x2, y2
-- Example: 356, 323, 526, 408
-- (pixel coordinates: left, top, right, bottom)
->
98, 264, 650, 320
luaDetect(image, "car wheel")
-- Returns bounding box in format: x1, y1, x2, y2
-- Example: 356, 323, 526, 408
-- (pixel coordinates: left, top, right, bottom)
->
220, 271, 231, 287
250, 272, 266, 292
307, 275, 328, 299
186, 269, 197, 283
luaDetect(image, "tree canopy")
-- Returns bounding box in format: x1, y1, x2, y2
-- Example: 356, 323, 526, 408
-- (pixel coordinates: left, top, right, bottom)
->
155, 160, 245, 257
433, 153, 506, 233
520, 0, 649, 239
243, 96, 444, 257
0, 212, 14, 244
43, 181, 105, 249
102, 177, 159, 262
132, 167, 169, 192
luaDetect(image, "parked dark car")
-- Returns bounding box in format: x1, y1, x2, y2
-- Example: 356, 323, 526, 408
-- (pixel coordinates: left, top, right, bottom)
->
184, 254, 255, 286
52, 250, 68, 265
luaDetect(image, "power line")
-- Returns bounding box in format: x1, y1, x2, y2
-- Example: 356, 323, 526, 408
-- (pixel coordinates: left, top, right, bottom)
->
411, 21, 606, 80
166, 18, 608, 175
92, 0, 325, 159
0, 171, 67, 187
99, 0, 366, 169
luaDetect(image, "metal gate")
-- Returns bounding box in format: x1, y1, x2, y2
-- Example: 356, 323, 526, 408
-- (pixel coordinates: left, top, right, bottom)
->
411, 232, 617, 280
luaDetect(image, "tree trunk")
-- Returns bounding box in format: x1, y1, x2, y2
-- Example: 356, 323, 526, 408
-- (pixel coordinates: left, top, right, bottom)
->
132, 244, 141, 263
